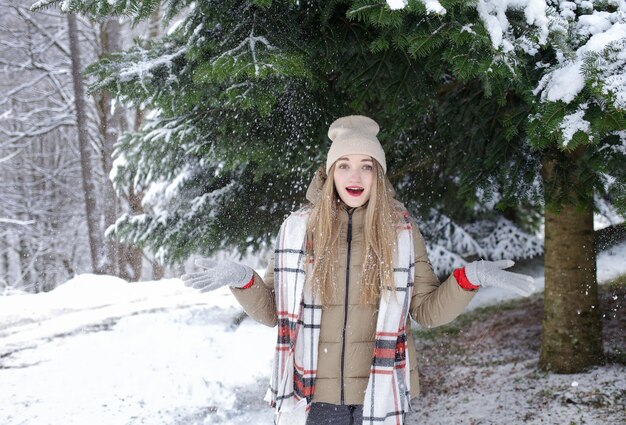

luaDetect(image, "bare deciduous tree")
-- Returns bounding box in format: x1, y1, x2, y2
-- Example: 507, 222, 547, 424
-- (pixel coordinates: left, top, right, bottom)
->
67, 11, 102, 273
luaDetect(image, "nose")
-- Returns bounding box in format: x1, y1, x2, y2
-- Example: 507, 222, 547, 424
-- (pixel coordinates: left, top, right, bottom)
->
348, 169, 362, 181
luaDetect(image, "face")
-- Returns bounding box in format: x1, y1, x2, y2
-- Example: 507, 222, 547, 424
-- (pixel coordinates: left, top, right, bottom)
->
332, 154, 375, 208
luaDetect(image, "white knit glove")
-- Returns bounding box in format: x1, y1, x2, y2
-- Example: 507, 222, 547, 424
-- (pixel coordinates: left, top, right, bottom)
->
181, 259, 254, 292
465, 260, 535, 297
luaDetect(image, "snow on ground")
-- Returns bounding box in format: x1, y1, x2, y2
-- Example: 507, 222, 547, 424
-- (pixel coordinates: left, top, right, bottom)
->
411, 353, 626, 424
0, 277, 274, 425
410, 275, 626, 425
0, 241, 624, 424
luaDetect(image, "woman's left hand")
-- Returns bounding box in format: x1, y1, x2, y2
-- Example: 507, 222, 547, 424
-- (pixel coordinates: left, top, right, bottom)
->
465, 260, 535, 297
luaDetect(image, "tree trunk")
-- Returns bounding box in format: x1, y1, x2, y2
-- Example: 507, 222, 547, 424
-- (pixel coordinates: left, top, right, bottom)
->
98, 18, 123, 276
122, 187, 144, 281
151, 259, 165, 280
149, 5, 161, 38
67, 13, 103, 273
18, 237, 33, 292
1, 233, 8, 289
539, 150, 604, 373
15, 153, 34, 291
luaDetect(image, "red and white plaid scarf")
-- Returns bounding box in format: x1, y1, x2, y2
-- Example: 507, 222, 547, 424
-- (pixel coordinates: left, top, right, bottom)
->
265, 206, 415, 425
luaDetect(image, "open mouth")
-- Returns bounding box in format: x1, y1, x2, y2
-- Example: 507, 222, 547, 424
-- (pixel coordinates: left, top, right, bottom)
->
345, 186, 365, 197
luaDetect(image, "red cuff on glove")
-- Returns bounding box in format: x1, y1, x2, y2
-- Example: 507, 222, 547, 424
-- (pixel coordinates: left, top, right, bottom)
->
240, 275, 255, 289
454, 267, 480, 291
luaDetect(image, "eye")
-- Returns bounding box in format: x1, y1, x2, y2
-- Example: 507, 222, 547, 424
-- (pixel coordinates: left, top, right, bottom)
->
362, 164, 373, 171
337, 163, 349, 169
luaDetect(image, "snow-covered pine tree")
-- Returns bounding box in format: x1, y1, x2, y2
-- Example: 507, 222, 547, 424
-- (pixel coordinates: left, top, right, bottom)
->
32, 0, 534, 266
351, 0, 626, 372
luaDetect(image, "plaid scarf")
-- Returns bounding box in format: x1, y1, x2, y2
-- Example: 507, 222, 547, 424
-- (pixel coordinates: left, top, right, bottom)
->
265, 206, 415, 425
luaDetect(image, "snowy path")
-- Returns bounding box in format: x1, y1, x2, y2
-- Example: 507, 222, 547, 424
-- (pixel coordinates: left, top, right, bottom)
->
1, 241, 624, 424
0, 277, 275, 425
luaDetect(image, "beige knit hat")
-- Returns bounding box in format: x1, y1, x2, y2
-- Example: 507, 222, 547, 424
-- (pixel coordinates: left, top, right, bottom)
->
326, 115, 386, 174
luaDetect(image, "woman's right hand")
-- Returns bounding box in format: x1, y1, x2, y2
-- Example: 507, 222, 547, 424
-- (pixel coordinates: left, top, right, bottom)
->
181, 259, 254, 292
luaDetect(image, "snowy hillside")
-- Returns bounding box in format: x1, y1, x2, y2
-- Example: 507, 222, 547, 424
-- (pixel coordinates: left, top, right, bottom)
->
1, 241, 625, 424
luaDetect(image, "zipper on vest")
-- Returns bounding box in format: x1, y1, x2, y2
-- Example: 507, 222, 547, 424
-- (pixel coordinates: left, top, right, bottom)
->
340, 209, 354, 405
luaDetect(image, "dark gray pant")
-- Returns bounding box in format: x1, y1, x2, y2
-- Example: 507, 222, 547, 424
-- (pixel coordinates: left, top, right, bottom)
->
305, 403, 363, 425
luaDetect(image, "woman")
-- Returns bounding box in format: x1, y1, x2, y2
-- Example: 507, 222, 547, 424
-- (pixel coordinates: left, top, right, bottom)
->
182, 115, 535, 425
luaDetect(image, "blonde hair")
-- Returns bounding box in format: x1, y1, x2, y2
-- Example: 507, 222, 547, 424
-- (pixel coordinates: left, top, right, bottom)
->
305, 161, 400, 305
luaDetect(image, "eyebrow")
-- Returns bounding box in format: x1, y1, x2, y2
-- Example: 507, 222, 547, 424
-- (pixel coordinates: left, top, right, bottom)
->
337, 157, 373, 162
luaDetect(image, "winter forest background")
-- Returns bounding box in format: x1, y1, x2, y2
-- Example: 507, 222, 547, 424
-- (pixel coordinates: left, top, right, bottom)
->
1, 0, 625, 423
3, 0, 625, 298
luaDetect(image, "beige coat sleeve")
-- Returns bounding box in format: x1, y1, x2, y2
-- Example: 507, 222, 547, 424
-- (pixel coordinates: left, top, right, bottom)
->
230, 252, 277, 327
409, 225, 476, 328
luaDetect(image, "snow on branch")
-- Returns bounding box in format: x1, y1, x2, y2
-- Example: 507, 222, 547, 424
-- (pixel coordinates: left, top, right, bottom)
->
420, 0, 447, 15
0, 218, 35, 226
386, 0, 408, 10
421, 214, 543, 275
560, 103, 591, 147
211, 16, 277, 78
0, 151, 21, 164
590, 37, 626, 111
0, 118, 76, 145
534, 20, 626, 105
388, 0, 550, 49
110, 114, 194, 195
386, 0, 446, 14
141, 166, 199, 214
416, 210, 486, 275
594, 193, 625, 229
476, 217, 543, 260
117, 46, 187, 84
30, 0, 159, 22
184, 181, 236, 221
425, 243, 466, 276
477, 0, 549, 52
212, 33, 276, 76
422, 210, 487, 258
